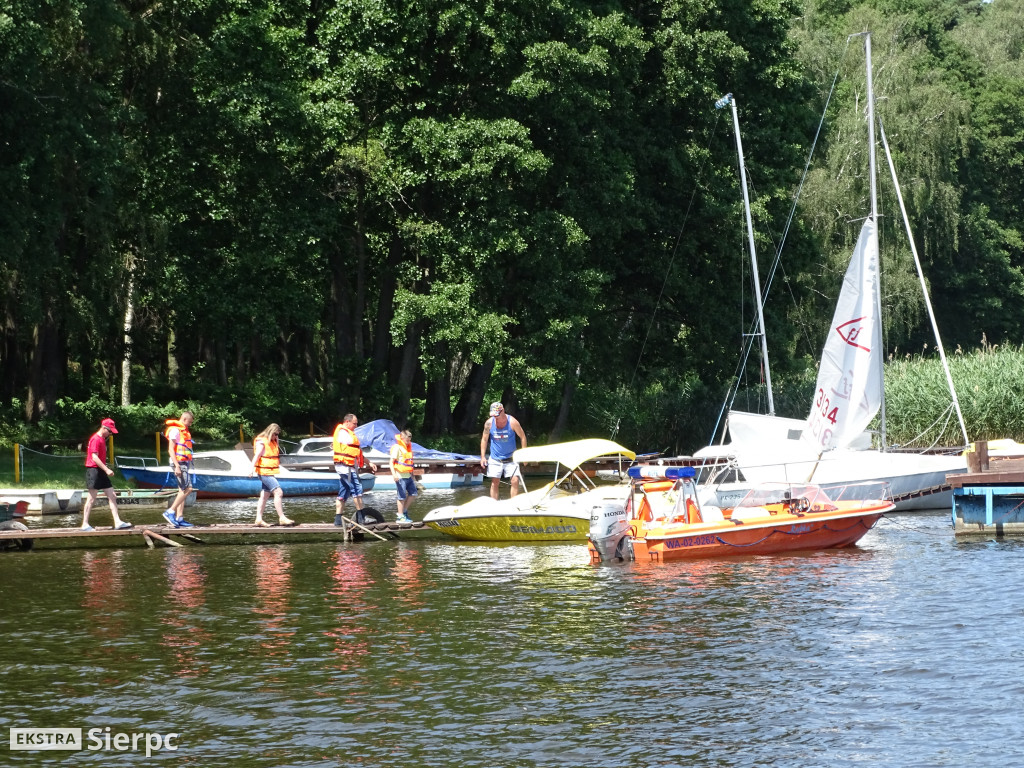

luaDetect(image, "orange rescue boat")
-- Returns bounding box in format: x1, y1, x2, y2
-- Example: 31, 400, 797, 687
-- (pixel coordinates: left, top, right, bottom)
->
589, 467, 893, 563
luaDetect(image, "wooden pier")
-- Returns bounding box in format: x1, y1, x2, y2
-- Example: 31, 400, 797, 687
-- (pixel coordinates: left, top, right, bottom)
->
0, 519, 437, 552
949, 440, 1024, 536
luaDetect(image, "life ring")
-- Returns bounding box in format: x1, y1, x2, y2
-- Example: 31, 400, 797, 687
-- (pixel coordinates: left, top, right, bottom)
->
355, 507, 385, 526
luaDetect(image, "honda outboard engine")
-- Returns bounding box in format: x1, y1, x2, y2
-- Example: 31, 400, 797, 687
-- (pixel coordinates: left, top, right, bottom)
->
588, 495, 633, 562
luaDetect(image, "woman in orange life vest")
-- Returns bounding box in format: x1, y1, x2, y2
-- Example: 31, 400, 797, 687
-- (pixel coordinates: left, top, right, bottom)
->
331, 413, 377, 526
389, 429, 416, 524
248, 423, 296, 527
163, 410, 195, 528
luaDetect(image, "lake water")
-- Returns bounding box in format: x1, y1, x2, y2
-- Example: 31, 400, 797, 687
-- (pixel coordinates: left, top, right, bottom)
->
1, 489, 1021, 767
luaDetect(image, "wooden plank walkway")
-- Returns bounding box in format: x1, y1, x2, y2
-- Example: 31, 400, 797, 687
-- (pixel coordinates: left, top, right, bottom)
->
0, 520, 436, 550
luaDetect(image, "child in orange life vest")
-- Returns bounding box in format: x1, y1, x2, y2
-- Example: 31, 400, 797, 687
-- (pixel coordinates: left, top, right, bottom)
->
389, 429, 416, 523
248, 423, 296, 527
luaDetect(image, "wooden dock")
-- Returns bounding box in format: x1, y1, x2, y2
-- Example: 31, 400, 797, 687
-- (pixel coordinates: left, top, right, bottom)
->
949, 440, 1024, 535
0, 520, 437, 552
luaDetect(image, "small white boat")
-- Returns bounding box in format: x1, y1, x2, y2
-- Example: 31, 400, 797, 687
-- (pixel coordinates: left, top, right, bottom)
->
0, 489, 82, 515
422, 439, 636, 542
282, 420, 483, 490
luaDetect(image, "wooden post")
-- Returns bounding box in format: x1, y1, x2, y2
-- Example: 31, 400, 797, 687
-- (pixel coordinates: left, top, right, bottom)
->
14, 443, 20, 484
343, 515, 388, 541
966, 440, 987, 474
108, 434, 114, 467
156, 432, 161, 464
147, 529, 183, 547
309, 421, 314, 437
240, 424, 244, 444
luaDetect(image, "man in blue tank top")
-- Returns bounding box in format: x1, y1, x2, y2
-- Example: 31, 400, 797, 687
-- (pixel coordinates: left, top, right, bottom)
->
480, 401, 527, 499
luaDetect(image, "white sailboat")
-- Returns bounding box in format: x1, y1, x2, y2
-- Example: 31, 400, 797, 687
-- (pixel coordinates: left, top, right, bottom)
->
696, 33, 968, 511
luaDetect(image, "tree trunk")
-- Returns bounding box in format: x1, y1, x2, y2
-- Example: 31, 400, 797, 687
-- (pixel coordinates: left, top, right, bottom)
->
1, 292, 19, 402
452, 360, 494, 433
25, 306, 61, 423
216, 337, 228, 386
120, 252, 136, 406
548, 371, 578, 442
372, 237, 400, 377
423, 342, 451, 434
167, 321, 179, 389
330, 246, 354, 361
393, 322, 420, 427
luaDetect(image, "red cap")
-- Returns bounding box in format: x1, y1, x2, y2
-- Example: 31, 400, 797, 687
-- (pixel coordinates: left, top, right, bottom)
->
101, 418, 118, 434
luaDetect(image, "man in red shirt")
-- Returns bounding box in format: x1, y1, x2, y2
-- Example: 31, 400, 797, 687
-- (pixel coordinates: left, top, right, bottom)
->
81, 418, 132, 531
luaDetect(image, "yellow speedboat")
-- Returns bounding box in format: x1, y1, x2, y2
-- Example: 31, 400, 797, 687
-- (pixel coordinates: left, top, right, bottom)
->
422, 439, 635, 542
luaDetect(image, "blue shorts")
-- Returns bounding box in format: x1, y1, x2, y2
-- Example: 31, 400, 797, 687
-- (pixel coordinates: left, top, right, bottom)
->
395, 476, 418, 500
336, 471, 364, 501
174, 465, 194, 491
259, 475, 281, 493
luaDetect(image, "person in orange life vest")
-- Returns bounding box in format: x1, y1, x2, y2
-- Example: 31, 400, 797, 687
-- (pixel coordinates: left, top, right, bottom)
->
163, 410, 195, 528
248, 423, 296, 527
331, 413, 377, 526
81, 418, 132, 531
480, 401, 527, 500
389, 429, 416, 523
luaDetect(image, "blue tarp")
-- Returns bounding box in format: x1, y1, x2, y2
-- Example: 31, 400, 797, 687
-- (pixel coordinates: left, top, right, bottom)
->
354, 419, 477, 462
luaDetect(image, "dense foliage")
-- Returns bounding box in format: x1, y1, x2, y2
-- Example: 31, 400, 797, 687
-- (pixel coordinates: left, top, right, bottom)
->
1, 0, 1021, 451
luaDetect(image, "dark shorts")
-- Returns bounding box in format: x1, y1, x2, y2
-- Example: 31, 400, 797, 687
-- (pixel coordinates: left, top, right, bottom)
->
174, 466, 193, 491
86, 467, 112, 491
395, 476, 418, 500
259, 475, 281, 493
336, 470, 364, 501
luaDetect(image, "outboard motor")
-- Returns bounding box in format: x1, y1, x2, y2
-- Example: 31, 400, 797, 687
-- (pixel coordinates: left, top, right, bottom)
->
589, 495, 633, 563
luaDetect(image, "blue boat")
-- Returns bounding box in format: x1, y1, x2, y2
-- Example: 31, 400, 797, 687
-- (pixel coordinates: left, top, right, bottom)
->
115, 450, 375, 499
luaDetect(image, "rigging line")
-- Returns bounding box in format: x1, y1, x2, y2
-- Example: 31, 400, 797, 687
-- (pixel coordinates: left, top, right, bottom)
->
761, 37, 854, 354
626, 111, 725, 392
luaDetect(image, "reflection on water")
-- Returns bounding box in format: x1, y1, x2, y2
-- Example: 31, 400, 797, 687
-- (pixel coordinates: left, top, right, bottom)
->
252, 547, 294, 660
325, 546, 372, 673
81, 550, 129, 668
161, 549, 210, 678
4, 507, 1024, 766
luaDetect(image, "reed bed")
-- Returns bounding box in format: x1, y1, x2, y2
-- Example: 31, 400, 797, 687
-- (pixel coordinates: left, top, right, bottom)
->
885, 344, 1024, 446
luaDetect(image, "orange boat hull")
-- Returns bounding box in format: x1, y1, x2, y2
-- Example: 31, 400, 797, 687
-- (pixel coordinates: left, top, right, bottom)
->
626, 511, 884, 562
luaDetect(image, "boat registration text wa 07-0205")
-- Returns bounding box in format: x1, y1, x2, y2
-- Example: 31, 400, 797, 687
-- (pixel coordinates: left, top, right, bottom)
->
589, 466, 893, 564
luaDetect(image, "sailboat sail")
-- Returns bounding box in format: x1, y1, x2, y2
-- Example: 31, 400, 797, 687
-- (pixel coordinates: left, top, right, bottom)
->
803, 218, 883, 451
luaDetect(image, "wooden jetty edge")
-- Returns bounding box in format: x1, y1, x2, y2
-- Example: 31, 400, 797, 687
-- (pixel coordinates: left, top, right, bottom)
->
949, 439, 1024, 536
0, 520, 435, 551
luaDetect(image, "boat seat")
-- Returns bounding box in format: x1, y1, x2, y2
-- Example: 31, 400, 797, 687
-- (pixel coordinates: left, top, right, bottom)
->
699, 505, 725, 522
730, 505, 770, 521
645, 491, 678, 521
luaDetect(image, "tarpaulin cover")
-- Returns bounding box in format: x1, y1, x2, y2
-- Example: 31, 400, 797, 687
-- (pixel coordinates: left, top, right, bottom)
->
355, 419, 477, 461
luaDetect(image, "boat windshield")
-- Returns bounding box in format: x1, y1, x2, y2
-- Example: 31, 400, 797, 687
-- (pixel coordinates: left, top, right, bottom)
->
736, 480, 891, 507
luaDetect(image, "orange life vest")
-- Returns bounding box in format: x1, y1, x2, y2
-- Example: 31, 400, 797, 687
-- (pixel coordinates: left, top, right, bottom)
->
332, 424, 362, 466
253, 436, 280, 475
390, 439, 414, 474
164, 419, 193, 463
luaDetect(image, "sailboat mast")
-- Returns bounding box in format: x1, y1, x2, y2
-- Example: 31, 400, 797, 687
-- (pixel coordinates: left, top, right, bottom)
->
864, 33, 887, 449
717, 93, 775, 416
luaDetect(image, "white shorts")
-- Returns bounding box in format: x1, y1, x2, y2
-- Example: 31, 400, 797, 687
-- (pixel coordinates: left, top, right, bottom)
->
486, 459, 519, 479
